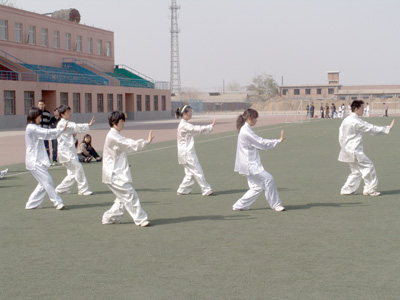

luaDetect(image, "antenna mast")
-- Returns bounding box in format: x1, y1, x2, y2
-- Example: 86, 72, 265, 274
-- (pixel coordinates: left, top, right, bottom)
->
170, 0, 181, 95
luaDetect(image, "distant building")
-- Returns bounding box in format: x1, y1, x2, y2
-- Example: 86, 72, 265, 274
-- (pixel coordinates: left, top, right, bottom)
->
0, 5, 171, 128
279, 71, 400, 102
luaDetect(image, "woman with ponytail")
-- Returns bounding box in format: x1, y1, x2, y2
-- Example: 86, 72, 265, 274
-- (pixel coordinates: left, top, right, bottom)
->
25, 107, 68, 210
233, 109, 286, 212
176, 105, 216, 196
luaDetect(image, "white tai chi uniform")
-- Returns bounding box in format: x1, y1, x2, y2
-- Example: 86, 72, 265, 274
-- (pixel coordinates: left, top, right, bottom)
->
102, 128, 149, 225
338, 112, 390, 194
233, 123, 283, 210
55, 118, 90, 194
177, 119, 214, 196
25, 124, 64, 209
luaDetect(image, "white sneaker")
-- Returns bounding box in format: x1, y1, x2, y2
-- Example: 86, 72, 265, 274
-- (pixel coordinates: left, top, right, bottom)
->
26, 205, 42, 210
203, 191, 214, 196
139, 220, 151, 227
233, 207, 250, 211
55, 189, 71, 195
56, 204, 66, 210
340, 191, 356, 195
0, 168, 8, 178
363, 191, 381, 196
78, 190, 93, 196
273, 205, 286, 212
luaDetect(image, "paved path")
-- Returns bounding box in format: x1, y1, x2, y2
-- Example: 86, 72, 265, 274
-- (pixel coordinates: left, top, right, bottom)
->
0, 113, 290, 167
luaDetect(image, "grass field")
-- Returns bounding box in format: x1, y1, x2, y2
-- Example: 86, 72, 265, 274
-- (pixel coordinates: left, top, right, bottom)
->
1, 117, 400, 300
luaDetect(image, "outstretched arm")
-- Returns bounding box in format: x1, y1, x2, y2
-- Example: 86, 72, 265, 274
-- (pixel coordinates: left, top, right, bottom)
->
212, 117, 216, 126
280, 130, 286, 142
390, 119, 395, 129
147, 130, 155, 144
88, 116, 95, 126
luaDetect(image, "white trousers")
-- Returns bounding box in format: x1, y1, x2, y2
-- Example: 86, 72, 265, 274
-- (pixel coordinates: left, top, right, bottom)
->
102, 182, 148, 226
177, 161, 212, 196
56, 158, 89, 194
26, 165, 63, 209
341, 156, 377, 194
233, 170, 282, 210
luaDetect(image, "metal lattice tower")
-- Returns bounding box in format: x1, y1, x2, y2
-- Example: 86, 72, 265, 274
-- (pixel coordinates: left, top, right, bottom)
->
170, 0, 181, 95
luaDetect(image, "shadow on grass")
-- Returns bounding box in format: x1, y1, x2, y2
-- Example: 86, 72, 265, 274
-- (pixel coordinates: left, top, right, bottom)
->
284, 202, 364, 210
152, 214, 253, 226
381, 190, 400, 195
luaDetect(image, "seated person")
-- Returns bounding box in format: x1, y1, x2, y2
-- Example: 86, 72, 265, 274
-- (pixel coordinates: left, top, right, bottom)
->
77, 134, 102, 163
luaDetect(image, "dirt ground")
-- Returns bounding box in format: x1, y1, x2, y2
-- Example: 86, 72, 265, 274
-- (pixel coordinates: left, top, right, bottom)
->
0, 113, 289, 167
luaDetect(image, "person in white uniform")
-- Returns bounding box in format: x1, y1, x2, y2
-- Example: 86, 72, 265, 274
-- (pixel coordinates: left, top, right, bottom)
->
102, 111, 154, 227
233, 109, 286, 212
55, 105, 95, 196
25, 107, 68, 210
176, 105, 216, 196
339, 100, 394, 196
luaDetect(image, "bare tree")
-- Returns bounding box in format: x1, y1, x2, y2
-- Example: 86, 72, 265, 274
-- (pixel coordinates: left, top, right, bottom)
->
226, 80, 242, 92
246, 73, 278, 101
1, 0, 18, 7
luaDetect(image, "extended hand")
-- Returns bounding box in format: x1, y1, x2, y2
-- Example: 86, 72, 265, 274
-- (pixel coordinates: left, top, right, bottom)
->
147, 130, 155, 143
280, 130, 286, 142
88, 116, 95, 126
390, 119, 395, 129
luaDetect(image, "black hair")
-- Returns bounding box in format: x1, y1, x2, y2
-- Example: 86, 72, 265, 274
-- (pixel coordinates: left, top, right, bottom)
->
175, 105, 191, 119
351, 100, 364, 112
27, 107, 42, 124
109, 110, 126, 127
82, 134, 92, 146
58, 104, 71, 117
236, 108, 259, 131
38, 99, 45, 104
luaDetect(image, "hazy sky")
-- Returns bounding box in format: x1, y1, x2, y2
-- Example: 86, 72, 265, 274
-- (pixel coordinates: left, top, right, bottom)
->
11, 0, 400, 91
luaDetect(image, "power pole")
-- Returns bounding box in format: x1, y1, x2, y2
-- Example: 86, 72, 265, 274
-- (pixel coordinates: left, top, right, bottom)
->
170, 0, 181, 95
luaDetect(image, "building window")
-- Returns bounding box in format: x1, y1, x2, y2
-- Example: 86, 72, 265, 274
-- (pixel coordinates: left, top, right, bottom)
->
85, 93, 92, 113
41, 28, 48, 47
60, 92, 68, 106
4, 91, 15, 115
328, 88, 334, 95
97, 94, 104, 112
0, 20, 8, 40
340, 96, 346, 100
106, 42, 112, 57
363, 96, 369, 100
145, 95, 151, 111
136, 95, 142, 111
65, 33, 71, 50
117, 94, 123, 111
317, 88, 322, 95
76, 35, 82, 52
162, 96, 166, 111
87, 37, 93, 54
153, 95, 159, 111
97, 40, 102, 55
305, 89, 311, 95
282, 89, 288, 96
24, 91, 34, 115
294, 89, 300, 95
351, 96, 357, 100
53, 30, 60, 48
15, 23, 22, 43
107, 94, 113, 112
73, 93, 81, 113
28, 25, 36, 44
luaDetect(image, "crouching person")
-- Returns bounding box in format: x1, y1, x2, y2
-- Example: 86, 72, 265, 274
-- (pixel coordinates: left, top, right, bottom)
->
102, 111, 154, 227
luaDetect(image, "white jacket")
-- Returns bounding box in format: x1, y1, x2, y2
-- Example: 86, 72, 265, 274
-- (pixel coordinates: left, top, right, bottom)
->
25, 124, 63, 171
338, 113, 390, 163
177, 119, 213, 164
234, 123, 280, 175
102, 128, 149, 184
56, 118, 90, 163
